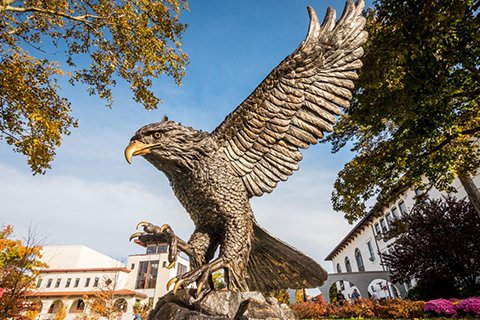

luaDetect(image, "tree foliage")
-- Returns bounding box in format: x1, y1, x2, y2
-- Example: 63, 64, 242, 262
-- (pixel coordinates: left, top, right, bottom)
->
383, 196, 480, 299
0, 225, 46, 319
0, 0, 188, 174
269, 289, 290, 305
327, 0, 480, 221
87, 273, 126, 320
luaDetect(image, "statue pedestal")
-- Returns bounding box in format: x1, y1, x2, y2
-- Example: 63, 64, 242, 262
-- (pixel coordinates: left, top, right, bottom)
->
148, 289, 297, 320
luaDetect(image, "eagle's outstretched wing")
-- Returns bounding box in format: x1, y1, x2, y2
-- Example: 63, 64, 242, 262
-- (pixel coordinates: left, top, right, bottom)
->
211, 0, 367, 197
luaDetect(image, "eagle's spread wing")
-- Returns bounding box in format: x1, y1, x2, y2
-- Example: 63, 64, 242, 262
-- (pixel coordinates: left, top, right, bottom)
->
211, 0, 367, 197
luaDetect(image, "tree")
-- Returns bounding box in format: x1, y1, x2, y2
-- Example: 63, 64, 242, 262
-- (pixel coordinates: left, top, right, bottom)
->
0, 225, 46, 319
269, 289, 290, 305
295, 289, 306, 303
0, 0, 189, 174
326, 0, 480, 222
133, 301, 150, 319
88, 272, 127, 320
211, 270, 226, 290
383, 196, 480, 299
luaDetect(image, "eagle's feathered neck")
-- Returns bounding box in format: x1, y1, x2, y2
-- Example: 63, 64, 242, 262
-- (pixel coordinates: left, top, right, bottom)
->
143, 125, 213, 179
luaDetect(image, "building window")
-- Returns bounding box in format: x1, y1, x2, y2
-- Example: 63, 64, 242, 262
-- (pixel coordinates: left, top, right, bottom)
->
385, 213, 393, 226
367, 240, 375, 261
146, 246, 156, 254
135, 260, 159, 289
71, 299, 85, 313
355, 248, 365, 272
114, 299, 128, 312
415, 188, 424, 197
177, 263, 188, 276
345, 257, 352, 273
391, 207, 399, 220
380, 218, 388, 233
374, 222, 381, 235
339, 280, 345, 291
336, 263, 342, 273
74, 278, 80, 288
85, 278, 91, 287
36, 278, 42, 288
146, 244, 168, 254
55, 278, 61, 288
93, 277, 99, 287
399, 201, 407, 215
66, 278, 71, 288
46, 278, 53, 288
131, 263, 135, 270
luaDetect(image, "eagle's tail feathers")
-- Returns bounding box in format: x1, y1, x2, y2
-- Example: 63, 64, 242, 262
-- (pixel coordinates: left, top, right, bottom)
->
245, 223, 328, 292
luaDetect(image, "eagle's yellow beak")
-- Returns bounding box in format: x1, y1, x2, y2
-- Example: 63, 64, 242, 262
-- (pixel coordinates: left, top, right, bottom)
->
124, 140, 152, 164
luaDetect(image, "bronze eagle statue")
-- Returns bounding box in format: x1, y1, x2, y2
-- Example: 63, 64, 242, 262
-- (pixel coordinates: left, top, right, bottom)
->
126, 0, 367, 297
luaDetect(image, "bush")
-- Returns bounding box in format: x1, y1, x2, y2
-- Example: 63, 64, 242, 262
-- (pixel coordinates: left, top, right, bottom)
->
372, 298, 425, 318
455, 297, 480, 317
290, 301, 328, 318
424, 298, 457, 317
291, 297, 480, 319
326, 298, 375, 318
405, 300, 426, 318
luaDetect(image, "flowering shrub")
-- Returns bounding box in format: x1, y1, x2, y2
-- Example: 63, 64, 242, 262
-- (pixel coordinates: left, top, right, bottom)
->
327, 298, 375, 318
290, 301, 328, 318
455, 297, 480, 317
423, 298, 457, 317
372, 298, 424, 318
291, 297, 480, 318
405, 300, 426, 318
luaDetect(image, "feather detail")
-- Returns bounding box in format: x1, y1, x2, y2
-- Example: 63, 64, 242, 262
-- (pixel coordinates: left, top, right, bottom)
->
211, 0, 367, 197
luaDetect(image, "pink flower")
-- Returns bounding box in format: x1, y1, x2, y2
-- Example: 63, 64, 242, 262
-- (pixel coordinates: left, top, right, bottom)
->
424, 299, 456, 317
455, 297, 480, 316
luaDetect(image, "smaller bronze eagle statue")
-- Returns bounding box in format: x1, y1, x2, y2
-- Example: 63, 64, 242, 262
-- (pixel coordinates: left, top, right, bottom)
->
126, 0, 367, 297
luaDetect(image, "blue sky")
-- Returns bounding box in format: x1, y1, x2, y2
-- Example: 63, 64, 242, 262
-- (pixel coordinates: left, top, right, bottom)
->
0, 0, 373, 272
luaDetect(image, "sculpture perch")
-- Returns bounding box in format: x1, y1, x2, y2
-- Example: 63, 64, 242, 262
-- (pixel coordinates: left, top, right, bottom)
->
126, 0, 367, 298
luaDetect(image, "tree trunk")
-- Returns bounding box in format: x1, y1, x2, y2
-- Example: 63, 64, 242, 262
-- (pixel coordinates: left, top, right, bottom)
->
458, 171, 480, 219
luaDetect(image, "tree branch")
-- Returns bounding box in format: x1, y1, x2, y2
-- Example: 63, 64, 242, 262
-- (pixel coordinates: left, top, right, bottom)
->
3, 5, 100, 24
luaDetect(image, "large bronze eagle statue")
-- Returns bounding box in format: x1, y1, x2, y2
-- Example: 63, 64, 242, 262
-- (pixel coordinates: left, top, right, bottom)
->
126, 0, 367, 297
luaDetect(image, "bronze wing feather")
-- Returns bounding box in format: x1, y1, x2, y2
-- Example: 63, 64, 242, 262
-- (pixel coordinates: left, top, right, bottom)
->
211, 0, 367, 197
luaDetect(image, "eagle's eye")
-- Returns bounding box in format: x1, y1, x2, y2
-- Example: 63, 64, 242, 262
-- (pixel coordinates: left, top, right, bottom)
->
152, 131, 162, 139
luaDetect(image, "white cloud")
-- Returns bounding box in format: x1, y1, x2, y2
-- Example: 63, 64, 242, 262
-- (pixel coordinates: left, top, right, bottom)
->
1, 158, 352, 273
0, 163, 193, 259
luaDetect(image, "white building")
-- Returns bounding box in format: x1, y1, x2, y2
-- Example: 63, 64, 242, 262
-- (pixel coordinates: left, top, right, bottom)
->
128, 236, 189, 305
324, 172, 480, 301
29, 242, 189, 320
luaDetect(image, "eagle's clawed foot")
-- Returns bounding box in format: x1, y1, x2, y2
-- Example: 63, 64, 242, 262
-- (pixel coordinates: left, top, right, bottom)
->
130, 221, 179, 269
166, 263, 213, 300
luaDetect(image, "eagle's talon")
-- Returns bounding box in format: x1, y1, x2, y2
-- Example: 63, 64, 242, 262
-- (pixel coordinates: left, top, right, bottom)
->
136, 221, 152, 230
160, 223, 171, 233
173, 279, 184, 295
166, 261, 176, 269
166, 277, 177, 291
129, 232, 144, 241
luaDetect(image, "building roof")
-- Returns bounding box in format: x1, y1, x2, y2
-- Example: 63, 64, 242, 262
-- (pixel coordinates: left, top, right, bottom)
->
40, 267, 131, 274
26, 289, 147, 299
41, 245, 125, 270
325, 184, 409, 261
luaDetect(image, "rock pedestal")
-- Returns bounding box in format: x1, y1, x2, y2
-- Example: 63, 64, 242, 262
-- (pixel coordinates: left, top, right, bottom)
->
148, 289, 297, 320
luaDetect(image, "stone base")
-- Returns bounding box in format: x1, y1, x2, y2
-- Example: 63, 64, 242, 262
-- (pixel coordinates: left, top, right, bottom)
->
148, 289, 297, 320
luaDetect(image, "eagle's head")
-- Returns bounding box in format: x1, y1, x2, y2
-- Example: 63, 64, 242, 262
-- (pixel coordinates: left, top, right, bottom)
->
125, 116, 210, 173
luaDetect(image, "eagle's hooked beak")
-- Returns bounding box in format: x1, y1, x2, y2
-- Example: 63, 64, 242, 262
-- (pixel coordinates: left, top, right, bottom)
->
124, 140, 152, 164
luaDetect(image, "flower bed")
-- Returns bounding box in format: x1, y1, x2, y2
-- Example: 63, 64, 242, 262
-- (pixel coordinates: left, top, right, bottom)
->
454, 297, 480, 317
290, 296, 480, 319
